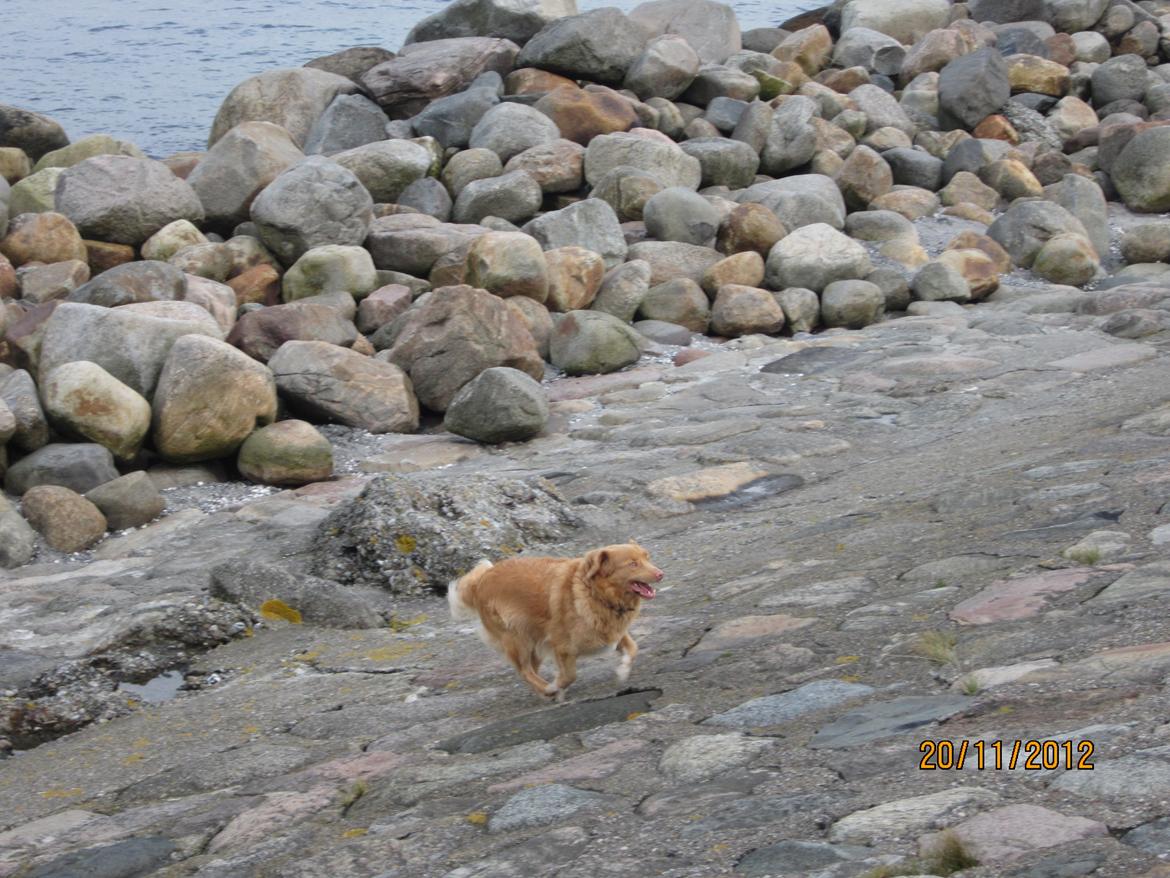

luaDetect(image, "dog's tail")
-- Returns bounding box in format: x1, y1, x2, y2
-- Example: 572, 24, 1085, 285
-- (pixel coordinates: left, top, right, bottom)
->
448, 559, 493, 622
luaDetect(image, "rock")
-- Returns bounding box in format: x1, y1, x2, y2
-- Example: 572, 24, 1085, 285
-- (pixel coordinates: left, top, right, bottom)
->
702, 251, 766, 296
1049, 173, 1108, 259
38, 301, 222, 399
490, 784, 606, 833
141, 219, 209, 263
69, 260, 187, 308
413, 86, 499, 150
153, 335, 277, 463
936, 248, 999, 299
0, 370, 49, 452
549, 309, 642, 374
226, 302, 357, 362
809, 695, 970, 749
356, 284, 414, 335
590, 166, 663, 221
4, 442, 119, 495
849, 84, 916, 136
33, 134, 145, 173
187, 122, 306, 229
379, 285, 542, 411
592, 259, 651, 321
628, 0, 740, 65
913, 261, 972, 303
0, 211, 87, 267
584, 131, 702, 191
545, 246, 605, 312
1006, 54, 1069, 97
311, 472, 579, 593
761, 96, 818, 176
524, 199, 628, 269
980, 158, 1042, 200
832, 787, 1000, 845
0, 494, 37, 567
504, 140, 585, 195
362, 38, 519, 119
305, 46, 396, 84
8, 167, 65, 215
470, 102, 561, 163
237, 420, 334, 486
302, 94, 389, 155
453, 171, 543, 225
534, 87, 637, 146
938, 48, 1010, 132
634, 319, 691, 345
465, 231, 550, 302
398, 177, 453, 221
406, 0, 575, 46
363, 216, 468, 277
1122, 225, 1170, 264
331, 140, 433, 204
839, 0, 951, 45
717, 203, 786, 256
84, 471, 166, 531
1091, 54, 1147, 109
821, 279, 886, 329
639, 278, 710, 332
442, 148, 504, 197
282, 245, 377, 302
0, 105, 70, 161
987, 199, 1092, 268
921, 804, 1107, 864
18, 260, 90, 304
835, 145, 893, 210
710, 285, 785, 336
643, 187, 720, 246
679, 137, 759, 189
659, 733, 772, 783
209, 67, 358, 148
705, 681, 874, 729
443, 367, 549, 443
950, 569, 1094, 624
20, 485, 107, 553
765, 223, 871, 293
625, 35, 701, 101
249, 156, 373, 266
1033, 233, 1099, 286
775, 287, 819, 332
736, 841, 863, 876
1114, 127, 1170, 213
209, 559, 383, 628
53, 155, 203, 246
40, 361, 151, 460
516, 8, 647, 86
268, 341, 419, 433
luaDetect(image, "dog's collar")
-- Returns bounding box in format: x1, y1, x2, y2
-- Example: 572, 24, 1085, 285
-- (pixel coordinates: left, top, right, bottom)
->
599, 597, 635, 617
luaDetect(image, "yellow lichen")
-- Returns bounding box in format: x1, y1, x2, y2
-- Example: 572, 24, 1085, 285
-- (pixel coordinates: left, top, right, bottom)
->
122, 754, 145, 766
467, 811, 488, 826
395, 534, 417, 554
835, 655, 859, 665
388, 613, 428, 632
364, 643, 420, 662
40, 788, 83, 799
342, 828, 368, 839
626, 711, 643, 721
259, 599, 302, 624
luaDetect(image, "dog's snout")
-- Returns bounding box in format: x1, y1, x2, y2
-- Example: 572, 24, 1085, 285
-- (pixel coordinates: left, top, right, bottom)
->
652, 567, 664, 582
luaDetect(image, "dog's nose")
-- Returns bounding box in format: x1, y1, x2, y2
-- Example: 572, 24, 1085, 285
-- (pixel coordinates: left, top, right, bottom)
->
652, 567, 664, 582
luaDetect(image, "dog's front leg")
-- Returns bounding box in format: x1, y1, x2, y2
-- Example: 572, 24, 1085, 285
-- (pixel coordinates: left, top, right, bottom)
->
615, 633, 638, 683
551, 650, 578, 702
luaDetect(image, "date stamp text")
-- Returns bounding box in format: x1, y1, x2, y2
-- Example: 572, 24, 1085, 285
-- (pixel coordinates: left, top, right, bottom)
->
919, 739, 1095, 771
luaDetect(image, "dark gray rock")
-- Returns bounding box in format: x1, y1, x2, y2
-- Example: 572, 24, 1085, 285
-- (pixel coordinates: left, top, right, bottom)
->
406, 0, 572, 46
304, 46, 396, 84
736, 840, 866, 876
704, 681, 875, 729
490, 783, 607, 833
311, 473, 582, 594
679, 137, 760, 189
209, 559, 386, 628
469, 102, 560, 163
302, 94, 390, 155
1124, 815, 1170, 856
23, 837, 176, 878
967, 0, 1046, 22
398, 177, 453, 221
938, 48, 1010, 132
1091, 54, 1148, 109
516, 8, 649, 86
452, 170, 543, 225
809, 695, 970, 749
0, 104, 70, 161
643, 187, 720, 246
1, 369, 50, 453
68, 260, 186, 308
0, 495, 37, 568
443, 367, 549, 444
882, 147, 943, 191
84, 471, 166, 531
988, 199, 1092, 268
524, 199, 629, 269
4, 443, 119, 496
411, 86, 499, 149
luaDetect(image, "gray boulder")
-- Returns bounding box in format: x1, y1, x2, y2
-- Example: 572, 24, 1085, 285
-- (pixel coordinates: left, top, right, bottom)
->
882, 147, 944, 191
0, 495, 36, 568
305, 46, 397, 84
4, 443, 118, 495
679, 137, 759, 189
249, 156, 373, 265
208, 67, 359, 148
839, 0, 951, 45
55, 156, 204, 246
310, 473, 581, 594
765, 223, 871, 292
398, 177, 454, 221
69, 260, 186, 308
0, 104, 70, 161
523, 199, 628, 269
516, 8, 649, 85
302, 94, 390, 155
760, 96, 818, 176
210, 560, 386, 628
406, 0, 577, 46
225, 301, 359, 363
833, 27, 906, 76
1091, 55, 1148, 109
739, 175, 846, 230
592, 259, 652, 321
938, 48, 1010, 131
987, 199, 1093, 267
1113, 126, 1170, 213
0, 370, 49, 453
443, 366, 549, 443
584, 131, 702, 190
820, 279, 885, 328
643, 187, 720, 246
331, 140, 433, 204
84, 471, 166, 531
628, 0, 741, 65
549, 309, 642, 374
469, 102, 561, 163
912, 261, 972, 303
624, 35, 701, 101
452, 170, 543, 225
1049, 173, 1108, 258
412, 86, 500, 149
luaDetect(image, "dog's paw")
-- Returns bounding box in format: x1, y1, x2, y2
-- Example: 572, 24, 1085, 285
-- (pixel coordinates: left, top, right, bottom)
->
543, 683, 560, 698
615, 657, 632, 683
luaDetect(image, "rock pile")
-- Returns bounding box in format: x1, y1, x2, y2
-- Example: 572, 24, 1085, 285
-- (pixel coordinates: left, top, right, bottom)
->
5, 0, 1170, 563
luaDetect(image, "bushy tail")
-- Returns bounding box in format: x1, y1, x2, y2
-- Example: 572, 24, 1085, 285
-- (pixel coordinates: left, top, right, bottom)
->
448, 559, 492, 622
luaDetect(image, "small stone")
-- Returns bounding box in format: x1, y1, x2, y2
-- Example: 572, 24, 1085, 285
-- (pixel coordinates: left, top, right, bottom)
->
237, 420, 334, 486
710, 284, 785, 337
84, 471, 166, 530
705, 680, 874, 730
20, 484, 107, 553
659, 733, 774, 783
490, 784, 606, 833
821, 279, 885, 328
4, 442, 119, 495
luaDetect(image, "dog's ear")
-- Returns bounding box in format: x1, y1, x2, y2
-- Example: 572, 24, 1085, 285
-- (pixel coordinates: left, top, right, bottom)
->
628, 537, 641, 548
582, 549, 609, 582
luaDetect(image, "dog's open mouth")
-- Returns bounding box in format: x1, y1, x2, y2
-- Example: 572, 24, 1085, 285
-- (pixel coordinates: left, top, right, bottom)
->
629, 581, 657, 599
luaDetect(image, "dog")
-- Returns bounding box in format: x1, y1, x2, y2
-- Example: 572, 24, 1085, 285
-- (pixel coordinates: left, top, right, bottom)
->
447, 542, 664, 700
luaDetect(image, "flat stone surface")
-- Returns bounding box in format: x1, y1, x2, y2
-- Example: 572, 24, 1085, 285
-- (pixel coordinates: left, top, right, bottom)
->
950, 569, 1095, 624
647, 462, 771, 503
1047, 344, 1156, 371
691, 614, 816, 652
704, 680, 875, 729
830, 787, 1000, 844
1087, 561, 1170, 606
922, 804, 1108, 863
1050, 755, 1170, 799
809, 695, 971, 749
486, 739, 644, 792
735, 840, 866, 875
489, 783, 606, 833
658, 733, 774, 783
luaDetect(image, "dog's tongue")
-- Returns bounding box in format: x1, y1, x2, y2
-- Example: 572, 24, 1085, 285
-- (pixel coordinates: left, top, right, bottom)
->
630, 581, 657, 600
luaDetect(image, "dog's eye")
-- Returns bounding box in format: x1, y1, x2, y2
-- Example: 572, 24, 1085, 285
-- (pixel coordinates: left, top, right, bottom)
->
629, 560, 638, 567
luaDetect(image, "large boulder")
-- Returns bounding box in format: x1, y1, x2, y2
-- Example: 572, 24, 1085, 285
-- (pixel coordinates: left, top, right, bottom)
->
523, 198, 628, 268
679, 137, 759, 189
0, 105, 70, 161
839, 0, 952, 45
628, 0, 741, 65
443, 366, 549, 443
187, 122, 305, 229
20, 485, 107, 553
361, 38, 519, 118
304, 46, 397, 84
533, 87, 638, 147
412, 87, 500, 150
1114, 127, 1170, 213
592, 259, 651, 321
452, 170, 543, 224
470, 103, 561, 162
938, 48, 1010, 132
545, 246, 605, 311
710, 284, 785, 336
33, 134, 145, 173
627, 240, 722, 285
84, 472, 166, 531
379, 285, 543, 411
0, 211, 86, 267
302, 94, 390, 155
624, 35, 701, 101
465, 231, 550, 302
269, 340, 420, 433
0, 494, 37, 568
38, 301, 222, 399
584, 131, 702, 190
8, 167, 66, 215
152, 335, 277, 463
1049, 173, 1109, 259
549, 309, 642, 374
54, 156, 204, 246
249, 156, 373, 266
516, 8, 648, 86
282, 245, 378, 302
310, 473, 581, 594
226, 301, 358, 362
237, 419, 334, 487
364, 216, 473, 276
406, 0, 577, 45
4, 443, 119, 496
765, 223, 872, 292
68, 260, 186, 308
760, 96, 818, 176
41, 361, 151, 460
208, 67, 359, 148
331, 140, 433, 204
643, 187, 720, 246
739, 175, 845, 230
987, 199, 1093, 268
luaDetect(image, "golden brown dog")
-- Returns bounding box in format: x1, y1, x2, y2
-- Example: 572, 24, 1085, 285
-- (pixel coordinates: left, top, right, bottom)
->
448, 542, 664, 700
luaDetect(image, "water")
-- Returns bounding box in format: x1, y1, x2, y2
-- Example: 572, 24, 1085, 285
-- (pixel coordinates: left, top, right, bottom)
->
0, 0, 810, 158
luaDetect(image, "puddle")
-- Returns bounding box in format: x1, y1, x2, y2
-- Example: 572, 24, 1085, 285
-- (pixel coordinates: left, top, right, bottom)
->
118, 670, 186, 705
695, 475, 805, 512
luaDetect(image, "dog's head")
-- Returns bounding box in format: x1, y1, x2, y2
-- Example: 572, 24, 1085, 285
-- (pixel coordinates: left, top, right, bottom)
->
583, 541, 664, 602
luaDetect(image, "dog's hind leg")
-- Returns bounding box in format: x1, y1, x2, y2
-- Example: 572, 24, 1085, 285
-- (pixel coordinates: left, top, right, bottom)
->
501, 635, 557, 698
615, 633, 638, 683
551, 650, 578, 701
